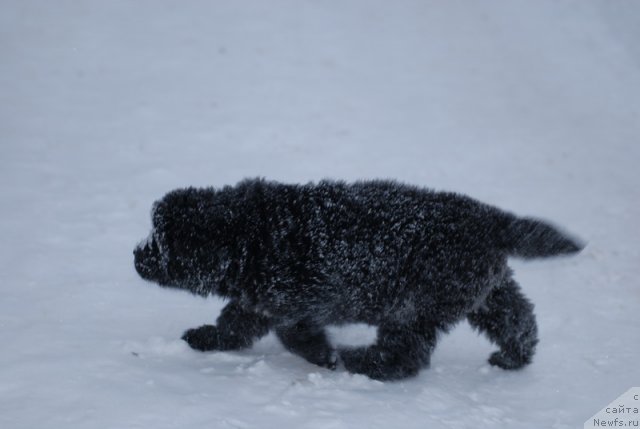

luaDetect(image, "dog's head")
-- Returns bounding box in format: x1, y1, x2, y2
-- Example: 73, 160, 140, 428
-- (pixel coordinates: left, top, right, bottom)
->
134, 187, 234, 296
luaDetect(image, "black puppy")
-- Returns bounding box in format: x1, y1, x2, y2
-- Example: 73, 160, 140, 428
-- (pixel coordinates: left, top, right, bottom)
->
134, 178, 582, 380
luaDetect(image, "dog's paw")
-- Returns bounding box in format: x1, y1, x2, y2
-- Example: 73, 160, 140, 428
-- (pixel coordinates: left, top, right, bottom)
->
338, 347, 367, 374
296, 348, 337, 370
339, 347, 421, 381
182, 325, 219, 351
318, 350, 338, 370
488, 350, 531, 370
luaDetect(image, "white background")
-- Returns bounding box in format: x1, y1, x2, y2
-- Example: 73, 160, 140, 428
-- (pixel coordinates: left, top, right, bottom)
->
1, 1, 639, 428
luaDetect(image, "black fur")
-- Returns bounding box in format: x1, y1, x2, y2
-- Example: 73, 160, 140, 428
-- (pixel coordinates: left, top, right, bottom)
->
133, 178, 583, 381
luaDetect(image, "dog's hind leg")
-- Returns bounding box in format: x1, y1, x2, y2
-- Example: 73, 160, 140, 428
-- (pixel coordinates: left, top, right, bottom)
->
275, 320, 337, 369
467, 277, 538, 369
338, 321, 437, 381
182, 300, 270, 352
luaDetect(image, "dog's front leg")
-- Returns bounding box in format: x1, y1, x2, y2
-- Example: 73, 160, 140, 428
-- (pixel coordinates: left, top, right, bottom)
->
182, 300, 271, 351
338, 321, 437, 381
275, 319, 337, 369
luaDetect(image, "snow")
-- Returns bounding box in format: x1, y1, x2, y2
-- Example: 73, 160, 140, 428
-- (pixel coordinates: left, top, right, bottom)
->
1, 0, 639, 428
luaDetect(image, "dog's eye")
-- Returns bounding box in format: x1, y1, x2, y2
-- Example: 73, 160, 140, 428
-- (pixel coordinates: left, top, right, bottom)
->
151, 201, 165, 228
153, 229, 169, 261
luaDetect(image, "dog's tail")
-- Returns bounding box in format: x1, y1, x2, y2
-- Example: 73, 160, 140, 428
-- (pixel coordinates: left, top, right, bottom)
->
499, 216, 584, 259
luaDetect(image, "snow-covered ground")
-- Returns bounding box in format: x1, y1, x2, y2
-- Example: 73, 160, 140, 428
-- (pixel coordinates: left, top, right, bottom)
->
1, 1, 639, 428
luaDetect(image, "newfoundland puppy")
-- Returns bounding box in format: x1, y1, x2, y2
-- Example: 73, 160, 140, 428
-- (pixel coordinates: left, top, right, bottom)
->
134, 178, 582, 380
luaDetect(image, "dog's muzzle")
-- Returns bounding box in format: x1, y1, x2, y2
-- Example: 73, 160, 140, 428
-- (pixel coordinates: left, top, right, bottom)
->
134, 232, 168, 284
